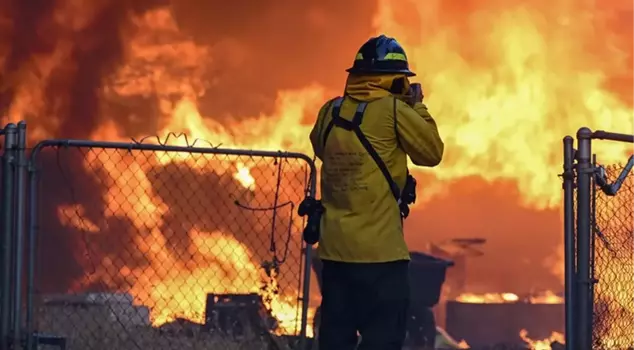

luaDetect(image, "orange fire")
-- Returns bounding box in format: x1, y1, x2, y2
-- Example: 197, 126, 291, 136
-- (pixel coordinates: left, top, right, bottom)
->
520, 329, 565, 350
591, 167, 634, 349
455, 292, 520, 304
56, 149, 309, 335
374, 0, 633, 207
455, 291, 564, 304
234, 162, 256, 190
453, 293, 565, 348
74, 11, 326, 335
51, 11, 322, 334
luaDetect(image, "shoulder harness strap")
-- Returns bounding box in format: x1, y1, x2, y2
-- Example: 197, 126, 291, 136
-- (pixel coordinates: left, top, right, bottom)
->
322, 97, 401, 203
393, 97, 402, 149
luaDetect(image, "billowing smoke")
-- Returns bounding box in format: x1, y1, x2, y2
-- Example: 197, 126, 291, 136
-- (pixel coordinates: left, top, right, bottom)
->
0, 0, 171, 138
0, 0, 376, 139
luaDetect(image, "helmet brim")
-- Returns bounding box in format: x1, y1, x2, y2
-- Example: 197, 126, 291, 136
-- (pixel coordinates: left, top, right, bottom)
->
346, 67, 416, 77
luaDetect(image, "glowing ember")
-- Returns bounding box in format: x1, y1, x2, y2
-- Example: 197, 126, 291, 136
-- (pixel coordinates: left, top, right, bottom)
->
455, 292, 519, 303
520, 329, 565, 350
528, 291, 565, 305
454, 292, 564, 304
457, 340, 470, 349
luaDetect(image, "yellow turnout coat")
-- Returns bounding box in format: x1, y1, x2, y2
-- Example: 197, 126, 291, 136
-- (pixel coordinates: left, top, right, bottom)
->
309, 74, 444, 263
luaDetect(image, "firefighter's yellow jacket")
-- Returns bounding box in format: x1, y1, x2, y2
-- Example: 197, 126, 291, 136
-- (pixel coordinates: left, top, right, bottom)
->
309, 74, 444, 263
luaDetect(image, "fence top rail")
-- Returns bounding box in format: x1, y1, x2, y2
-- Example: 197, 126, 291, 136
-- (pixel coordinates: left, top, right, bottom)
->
591, 130, 634, 143
30, 138, 314, 163
29, 138, 318, 193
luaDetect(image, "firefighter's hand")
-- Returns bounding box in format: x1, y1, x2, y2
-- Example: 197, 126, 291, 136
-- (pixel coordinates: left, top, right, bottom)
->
407, 83, 424, 106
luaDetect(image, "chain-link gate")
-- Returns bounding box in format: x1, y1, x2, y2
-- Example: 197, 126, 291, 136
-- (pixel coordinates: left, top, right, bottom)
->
0, 121, 317, 350
563, 128, 634, 350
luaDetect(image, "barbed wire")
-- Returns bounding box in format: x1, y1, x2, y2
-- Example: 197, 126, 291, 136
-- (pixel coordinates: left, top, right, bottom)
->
130, 132, 221, 149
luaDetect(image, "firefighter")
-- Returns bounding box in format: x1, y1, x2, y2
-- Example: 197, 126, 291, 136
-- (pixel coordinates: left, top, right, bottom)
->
309, 34, 444, 350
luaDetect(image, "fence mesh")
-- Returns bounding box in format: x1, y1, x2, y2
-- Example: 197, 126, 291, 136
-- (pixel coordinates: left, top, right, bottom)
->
592, 163, 634, 350
30, 144, 310, 350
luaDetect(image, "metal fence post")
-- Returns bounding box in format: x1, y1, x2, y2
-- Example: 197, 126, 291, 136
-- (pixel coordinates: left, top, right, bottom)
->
13, 122, 27, 350
0, 123, 18, 350
299, 245, 312, 350
575, 127, 593, 349
24, 148, 38, 350
299, 170, 317, 350
562, 136, 576, 349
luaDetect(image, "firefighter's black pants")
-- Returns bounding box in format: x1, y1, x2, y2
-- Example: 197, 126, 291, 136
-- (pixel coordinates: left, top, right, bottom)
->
318, 259, 410, 350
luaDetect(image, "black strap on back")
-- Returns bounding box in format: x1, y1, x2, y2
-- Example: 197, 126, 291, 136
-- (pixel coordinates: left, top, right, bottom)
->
322, 97, 402, 204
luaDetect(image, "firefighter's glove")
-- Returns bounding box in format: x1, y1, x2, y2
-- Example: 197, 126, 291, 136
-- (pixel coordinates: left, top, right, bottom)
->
406, 83, 424, 107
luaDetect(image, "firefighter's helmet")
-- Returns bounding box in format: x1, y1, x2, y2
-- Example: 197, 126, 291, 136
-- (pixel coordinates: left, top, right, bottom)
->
346, 34, 416, 76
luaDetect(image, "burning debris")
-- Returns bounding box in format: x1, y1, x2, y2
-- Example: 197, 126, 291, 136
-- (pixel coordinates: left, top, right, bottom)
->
520, 329, 565, 350
203, 293, 277, 337
454, 291, 564, 305
446, 292, 564, 349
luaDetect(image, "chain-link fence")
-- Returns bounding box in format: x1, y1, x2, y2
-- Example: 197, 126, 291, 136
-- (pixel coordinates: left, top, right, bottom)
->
0, 128, 317, 350
591, 162, 634, 350
563, 128, 634, 350
29, 142, 314, 350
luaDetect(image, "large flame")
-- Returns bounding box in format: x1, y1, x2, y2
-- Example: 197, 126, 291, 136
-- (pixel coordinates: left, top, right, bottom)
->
56, 148, 308, 335
374, 0, 633, 207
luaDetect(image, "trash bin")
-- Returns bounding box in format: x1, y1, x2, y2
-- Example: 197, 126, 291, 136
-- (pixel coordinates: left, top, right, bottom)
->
407, 252, 454, 348
409, 251, 454, 308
